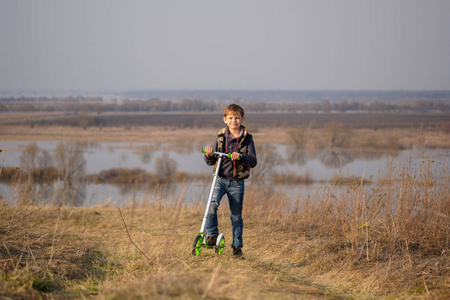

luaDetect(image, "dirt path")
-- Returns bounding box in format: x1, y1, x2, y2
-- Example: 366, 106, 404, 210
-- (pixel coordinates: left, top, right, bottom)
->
90, 206, 344, 299
198, 255, 339, 299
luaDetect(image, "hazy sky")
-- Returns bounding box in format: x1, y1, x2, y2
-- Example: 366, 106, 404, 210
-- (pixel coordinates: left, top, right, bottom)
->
1, 0, 449, 91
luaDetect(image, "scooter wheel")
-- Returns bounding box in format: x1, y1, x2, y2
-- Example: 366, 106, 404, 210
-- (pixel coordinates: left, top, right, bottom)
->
192, 234, 203, 256
215, 233, 225, 254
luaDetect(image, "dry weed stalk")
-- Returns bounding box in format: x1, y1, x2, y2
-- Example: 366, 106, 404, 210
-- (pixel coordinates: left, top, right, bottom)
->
118, 207, 153, 264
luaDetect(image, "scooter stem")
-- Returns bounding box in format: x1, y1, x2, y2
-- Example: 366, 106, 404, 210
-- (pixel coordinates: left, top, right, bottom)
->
199, 154, 224, 233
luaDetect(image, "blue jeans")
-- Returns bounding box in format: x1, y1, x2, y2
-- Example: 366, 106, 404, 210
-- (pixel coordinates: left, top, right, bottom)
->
206, 177, 245, 247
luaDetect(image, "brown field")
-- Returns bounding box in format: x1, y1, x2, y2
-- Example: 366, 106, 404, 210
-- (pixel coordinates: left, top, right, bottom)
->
0, 112, 67, 121
1, 111, 449, 130
1, 124, 449, 150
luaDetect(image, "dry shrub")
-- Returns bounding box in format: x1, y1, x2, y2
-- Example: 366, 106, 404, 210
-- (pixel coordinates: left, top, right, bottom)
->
154, 153, 178, 181
88, 167, 161, 184
312, 152, 446, 259
329, 174, 372, 186
286, 125, 308, 149
245, 186, 290, 224
250, 143, 283, 184
175, 171, 210, 182
0, 166, 59, 183
357, 130, 404, 150
270, 171, 314, 185
0, 203, 112, 298
323, 122, 352, 148
242, 147, 449, 297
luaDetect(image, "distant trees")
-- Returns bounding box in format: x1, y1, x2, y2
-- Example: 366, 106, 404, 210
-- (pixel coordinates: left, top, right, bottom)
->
321, 99, 332, 113
77, 113, 106, 130
115, 98, 215, 112
2, 95, 449, 114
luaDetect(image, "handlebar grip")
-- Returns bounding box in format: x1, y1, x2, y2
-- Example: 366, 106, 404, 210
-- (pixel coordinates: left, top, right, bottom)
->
201, 148, 240, 160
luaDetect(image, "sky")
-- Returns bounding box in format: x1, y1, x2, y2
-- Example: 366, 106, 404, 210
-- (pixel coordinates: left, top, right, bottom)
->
1, 0, 450, 91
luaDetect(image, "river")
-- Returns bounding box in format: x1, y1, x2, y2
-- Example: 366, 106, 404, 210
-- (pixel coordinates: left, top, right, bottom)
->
1, 140, 448, 206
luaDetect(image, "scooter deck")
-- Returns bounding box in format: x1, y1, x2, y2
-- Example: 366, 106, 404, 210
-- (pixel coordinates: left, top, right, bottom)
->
203, 244, 225, 249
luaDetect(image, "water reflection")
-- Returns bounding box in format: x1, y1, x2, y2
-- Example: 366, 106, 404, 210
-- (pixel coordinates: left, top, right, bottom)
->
285, 147, 307, 167
83, 182, 210, 207
252, 144, 284, 184
6, 180, 86, 206
284, 145, 400, 170
139, 148, 152, 164
53, 181, 86, 206
317, 151, 354, 168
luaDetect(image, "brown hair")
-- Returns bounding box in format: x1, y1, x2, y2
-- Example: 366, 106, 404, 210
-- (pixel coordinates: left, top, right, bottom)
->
224, 104, 245, 117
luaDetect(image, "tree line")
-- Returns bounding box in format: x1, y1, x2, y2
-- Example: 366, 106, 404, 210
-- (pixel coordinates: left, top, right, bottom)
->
1, 96, 449, 113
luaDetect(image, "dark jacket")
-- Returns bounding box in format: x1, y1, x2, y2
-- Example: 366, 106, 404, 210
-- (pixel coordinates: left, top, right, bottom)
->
204, 126, 257, 180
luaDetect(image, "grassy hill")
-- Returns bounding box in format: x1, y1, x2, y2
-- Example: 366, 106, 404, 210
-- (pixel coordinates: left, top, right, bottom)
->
1, 171, 449, 299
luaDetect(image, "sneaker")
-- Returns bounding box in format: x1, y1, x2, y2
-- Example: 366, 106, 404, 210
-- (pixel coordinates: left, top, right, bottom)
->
206, 235, 217, 246
232, 246, 243, 258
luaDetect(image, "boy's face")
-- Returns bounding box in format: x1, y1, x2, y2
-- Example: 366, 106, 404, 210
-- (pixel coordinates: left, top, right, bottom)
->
223, 112, 244, 132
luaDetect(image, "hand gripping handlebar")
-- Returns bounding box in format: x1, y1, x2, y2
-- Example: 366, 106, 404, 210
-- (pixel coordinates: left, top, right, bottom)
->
201, 148, 240, 160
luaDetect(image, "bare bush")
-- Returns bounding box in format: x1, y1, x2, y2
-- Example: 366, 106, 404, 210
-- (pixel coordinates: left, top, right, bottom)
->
19, 143, 39, 171
286, 125, 308, 150
53, 142, 86, 185
154, 153, 178, 182
250, 144, 283, 184
20, 143, 52, 173
323, 121, 351, 148
14, 143, 55, 204
50, 142, 86, 205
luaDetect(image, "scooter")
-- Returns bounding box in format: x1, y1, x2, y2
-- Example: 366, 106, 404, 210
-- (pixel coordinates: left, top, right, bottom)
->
192, 148, 238, 255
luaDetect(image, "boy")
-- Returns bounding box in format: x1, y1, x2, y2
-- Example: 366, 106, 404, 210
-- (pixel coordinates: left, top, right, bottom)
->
203, 104, 257, 258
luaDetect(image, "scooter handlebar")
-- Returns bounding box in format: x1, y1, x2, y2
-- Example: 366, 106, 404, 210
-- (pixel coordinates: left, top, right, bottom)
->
202, 148, 240, 160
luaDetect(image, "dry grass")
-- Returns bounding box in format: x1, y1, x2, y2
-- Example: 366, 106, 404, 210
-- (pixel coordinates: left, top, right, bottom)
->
243, 150, 450, 298
289, 126, 450, 151
0, 125, 218, 144
1, 148, 449, 299
0, 201, 336, 299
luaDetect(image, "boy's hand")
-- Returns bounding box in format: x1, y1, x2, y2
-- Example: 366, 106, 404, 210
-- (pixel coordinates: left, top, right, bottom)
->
230, 152, 241, 161
204, 146, 213, 157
